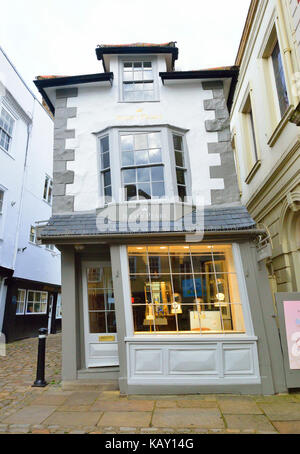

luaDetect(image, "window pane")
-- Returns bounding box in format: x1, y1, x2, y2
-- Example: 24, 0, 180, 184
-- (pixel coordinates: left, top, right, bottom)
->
135, 150, 148, 165
107, 311, 117, 333
176, 169, 186, 185
148, 133, 161, 149
173, 135, 183, 151
138, 183, 151, 199
151, 166, 164, 182
125, 184, 137, 201
123, 169, 136, 184
169, 252, 192, 273
122, 151, 134, 166
143, 91, 154, 101
101, 136, 109, 153
143, 70, 153, 80
152, 182, 165, 198
175, 151, 184, 167
149, 148, 162, 163
137, 167, 150, 182
134, 134, 148, 150
123, 72, 133, 82
89, 312, 106, 333
121, 135, 134, 152
178, 185, 186, 201
88, 290, 105, 310
103, 170, 111, 187
272, 42, 289, 117
101, 152, 110, 169
143, 62, 152, 68
124, 91, 135, 101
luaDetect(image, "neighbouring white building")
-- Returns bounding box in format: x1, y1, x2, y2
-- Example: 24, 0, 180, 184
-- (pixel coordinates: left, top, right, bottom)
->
0, 47, 61, 342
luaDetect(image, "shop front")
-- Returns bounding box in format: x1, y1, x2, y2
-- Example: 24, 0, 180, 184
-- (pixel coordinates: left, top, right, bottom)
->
63, 238, 287, 395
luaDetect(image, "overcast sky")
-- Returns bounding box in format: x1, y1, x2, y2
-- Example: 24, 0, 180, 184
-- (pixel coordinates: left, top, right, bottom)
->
1, 0, 251, 98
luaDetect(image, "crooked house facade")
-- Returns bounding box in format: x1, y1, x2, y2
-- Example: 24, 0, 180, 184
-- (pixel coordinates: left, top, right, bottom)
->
34, 43, 288, 395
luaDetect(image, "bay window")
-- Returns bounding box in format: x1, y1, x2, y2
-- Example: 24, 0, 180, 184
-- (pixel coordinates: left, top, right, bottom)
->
128, 245, 245, 335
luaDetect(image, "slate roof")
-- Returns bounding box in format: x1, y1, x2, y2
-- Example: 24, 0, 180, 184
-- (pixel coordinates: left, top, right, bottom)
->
39, 206, 256, 239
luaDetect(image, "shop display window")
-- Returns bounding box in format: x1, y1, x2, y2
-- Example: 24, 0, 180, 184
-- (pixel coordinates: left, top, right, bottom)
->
128, 245, 245, 334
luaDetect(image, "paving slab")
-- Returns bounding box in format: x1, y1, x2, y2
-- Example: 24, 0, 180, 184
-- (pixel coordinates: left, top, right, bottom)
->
29, 394, 69, 406
225, 414, 276, 432
152, 408, 224, 429
2, 406, 57, 425
177, 400, 217, 408
44, 411, 103, 427
272, 421, 300, 434
62, 392, 100, 406
98, 411, 152, 427
90, 400, 154, 412
258, 402, 300, 421
156, 401, 177, 408
218, 397, 263, 414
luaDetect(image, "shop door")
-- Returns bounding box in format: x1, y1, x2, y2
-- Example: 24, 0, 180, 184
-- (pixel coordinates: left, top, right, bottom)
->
275, 293, 300, 389
82, 262, 119, 368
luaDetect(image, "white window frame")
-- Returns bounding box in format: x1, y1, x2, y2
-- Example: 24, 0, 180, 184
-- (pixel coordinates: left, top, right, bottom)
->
56, 294, 62, 319
43, 175, 53, 205
16, 289, 26, 315
0, 105, 15, 155
119, 56, 159, 103
45, 244, 55, 252
25, 290, 48, 315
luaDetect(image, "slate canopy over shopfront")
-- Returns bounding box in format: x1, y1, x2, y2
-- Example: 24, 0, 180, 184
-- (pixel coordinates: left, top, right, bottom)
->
35, 42, 288, 395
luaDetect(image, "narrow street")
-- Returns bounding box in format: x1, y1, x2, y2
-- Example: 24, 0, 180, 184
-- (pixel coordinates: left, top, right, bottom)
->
0, 334, 300, 434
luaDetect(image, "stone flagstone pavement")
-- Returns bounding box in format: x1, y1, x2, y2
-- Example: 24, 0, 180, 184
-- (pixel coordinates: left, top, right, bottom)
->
0, 334, 300, 434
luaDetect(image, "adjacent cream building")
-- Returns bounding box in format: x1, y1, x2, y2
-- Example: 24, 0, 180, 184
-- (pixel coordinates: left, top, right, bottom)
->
231, 0, 300, 297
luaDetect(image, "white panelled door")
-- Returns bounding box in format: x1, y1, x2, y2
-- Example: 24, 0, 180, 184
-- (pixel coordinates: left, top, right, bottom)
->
82, 262, 119, 368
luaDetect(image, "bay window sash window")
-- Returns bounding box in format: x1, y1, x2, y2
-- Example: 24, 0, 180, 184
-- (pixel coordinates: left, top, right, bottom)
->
120, 131, 165, 201
100, 135, 112, 204
172, 134, 187, 201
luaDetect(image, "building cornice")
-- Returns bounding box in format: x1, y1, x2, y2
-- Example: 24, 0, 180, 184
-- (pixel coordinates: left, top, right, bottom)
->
235, 0, 260, 66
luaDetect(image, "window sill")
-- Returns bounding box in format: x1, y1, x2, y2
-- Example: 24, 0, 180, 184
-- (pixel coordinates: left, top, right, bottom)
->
125, 335, 257, 342
25, 312, 47, 316
118, 100, 160, 104
245, 160, 261, 185
267, 105, 295, 148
